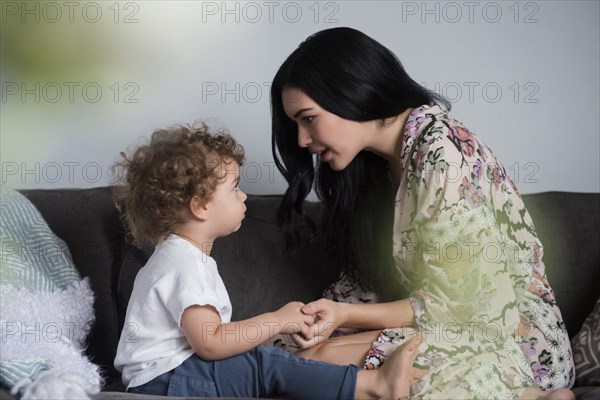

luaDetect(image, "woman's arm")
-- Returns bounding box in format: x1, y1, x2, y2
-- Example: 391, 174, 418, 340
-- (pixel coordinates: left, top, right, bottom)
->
181, 301, 314, 360
329, 298, 414, 329
293, 298, 415, 348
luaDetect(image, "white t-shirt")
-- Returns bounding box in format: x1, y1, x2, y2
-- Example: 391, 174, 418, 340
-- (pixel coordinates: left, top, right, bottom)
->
114, 234, 232, 389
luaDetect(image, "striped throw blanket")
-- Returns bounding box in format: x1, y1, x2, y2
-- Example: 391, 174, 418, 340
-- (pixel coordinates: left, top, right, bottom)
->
0, 187, 101, 398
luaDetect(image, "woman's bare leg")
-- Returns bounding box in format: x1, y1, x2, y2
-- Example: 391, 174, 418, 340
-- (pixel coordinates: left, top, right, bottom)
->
355, 333, 422, 399
520, 387, 575, 400
295, 330, 381, 366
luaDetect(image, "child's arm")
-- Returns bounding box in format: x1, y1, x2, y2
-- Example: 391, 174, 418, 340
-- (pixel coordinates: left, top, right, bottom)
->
181, 301, 314, 361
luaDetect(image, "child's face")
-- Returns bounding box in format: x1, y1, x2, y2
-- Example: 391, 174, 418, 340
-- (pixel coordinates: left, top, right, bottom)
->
207, 159, 247, 236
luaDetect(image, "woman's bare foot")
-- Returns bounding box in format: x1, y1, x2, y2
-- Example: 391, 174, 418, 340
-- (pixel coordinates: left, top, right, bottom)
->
382, 333, 422, 398
354, 333, 423, 399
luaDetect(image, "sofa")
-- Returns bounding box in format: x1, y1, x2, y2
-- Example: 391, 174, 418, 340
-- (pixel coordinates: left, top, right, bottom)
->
1, 187, 598, 399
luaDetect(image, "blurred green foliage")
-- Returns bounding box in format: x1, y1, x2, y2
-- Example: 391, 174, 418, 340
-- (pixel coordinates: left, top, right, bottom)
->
1, 0, 116, 82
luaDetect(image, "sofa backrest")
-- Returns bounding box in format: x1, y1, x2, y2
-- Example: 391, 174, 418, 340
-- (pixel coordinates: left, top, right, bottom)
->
21, 187, 341, 383
521, 192, 600, 336
21, 187, 599, 385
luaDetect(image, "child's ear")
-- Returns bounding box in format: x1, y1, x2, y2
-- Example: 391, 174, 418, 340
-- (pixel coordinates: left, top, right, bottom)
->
189, 196, 209, 221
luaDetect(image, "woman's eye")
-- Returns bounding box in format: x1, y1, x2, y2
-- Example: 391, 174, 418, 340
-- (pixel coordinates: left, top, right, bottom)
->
302, 116, 314, 123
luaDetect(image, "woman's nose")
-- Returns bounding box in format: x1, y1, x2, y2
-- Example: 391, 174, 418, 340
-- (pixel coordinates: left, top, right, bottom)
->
297, 126, 312, 148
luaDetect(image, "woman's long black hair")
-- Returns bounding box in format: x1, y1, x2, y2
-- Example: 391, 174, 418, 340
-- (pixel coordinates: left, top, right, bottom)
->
271, 27, 449, 299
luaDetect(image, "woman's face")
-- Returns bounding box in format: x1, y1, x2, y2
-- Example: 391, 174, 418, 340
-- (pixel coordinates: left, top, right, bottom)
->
281, 86, 372, 171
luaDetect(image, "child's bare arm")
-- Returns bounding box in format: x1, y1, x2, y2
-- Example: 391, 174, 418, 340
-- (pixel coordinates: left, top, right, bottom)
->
181, 301, 314, 361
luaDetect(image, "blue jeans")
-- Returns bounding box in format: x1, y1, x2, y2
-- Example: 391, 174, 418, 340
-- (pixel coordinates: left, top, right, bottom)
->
129, 345, 358, 399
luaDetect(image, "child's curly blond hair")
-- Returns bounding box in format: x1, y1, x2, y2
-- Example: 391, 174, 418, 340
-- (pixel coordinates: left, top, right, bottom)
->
113, 123, 245, 246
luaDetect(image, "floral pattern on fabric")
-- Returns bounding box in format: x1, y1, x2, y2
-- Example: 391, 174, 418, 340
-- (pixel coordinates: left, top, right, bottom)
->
321, 271, 379, 337
331, 105, 574, 398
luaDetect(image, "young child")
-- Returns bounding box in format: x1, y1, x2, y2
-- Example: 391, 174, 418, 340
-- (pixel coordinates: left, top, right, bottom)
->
112, 123, 421, 398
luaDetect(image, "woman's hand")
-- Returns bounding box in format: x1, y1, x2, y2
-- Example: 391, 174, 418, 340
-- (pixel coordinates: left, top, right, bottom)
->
291, 298, 416, 349
290, 298, 342, 349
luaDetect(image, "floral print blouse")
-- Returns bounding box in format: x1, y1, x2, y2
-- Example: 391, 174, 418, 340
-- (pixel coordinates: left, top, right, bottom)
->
365, 104, 575, 398
269, 104, 574, 398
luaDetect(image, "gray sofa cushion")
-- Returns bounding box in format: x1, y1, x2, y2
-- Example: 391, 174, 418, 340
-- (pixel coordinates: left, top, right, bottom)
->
14, 188, 598, 398
571, 296, 600, 386
522, 192, 600, 336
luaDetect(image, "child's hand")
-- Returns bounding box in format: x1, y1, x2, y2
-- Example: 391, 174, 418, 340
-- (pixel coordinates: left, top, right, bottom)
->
275, 302, 315, 337
290, 299, 341, 349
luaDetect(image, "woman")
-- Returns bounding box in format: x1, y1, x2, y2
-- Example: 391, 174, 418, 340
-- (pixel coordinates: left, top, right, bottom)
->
270, 27, 575, 399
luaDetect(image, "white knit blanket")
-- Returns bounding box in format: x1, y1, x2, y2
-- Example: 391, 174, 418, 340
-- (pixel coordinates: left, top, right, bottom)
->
0, 187, 101, 399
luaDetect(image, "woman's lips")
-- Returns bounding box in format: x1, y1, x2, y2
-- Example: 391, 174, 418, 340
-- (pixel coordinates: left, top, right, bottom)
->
320, 149, 332, 162
309, 147, 333, 162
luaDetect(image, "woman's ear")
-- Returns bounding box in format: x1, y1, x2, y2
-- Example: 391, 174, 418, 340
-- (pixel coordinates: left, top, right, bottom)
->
189, 196, 209, 221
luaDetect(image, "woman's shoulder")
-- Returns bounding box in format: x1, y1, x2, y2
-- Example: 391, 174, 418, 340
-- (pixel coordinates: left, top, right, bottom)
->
404, 104, 489, 163
407, 105, 468, 138
402, 106, 455, 158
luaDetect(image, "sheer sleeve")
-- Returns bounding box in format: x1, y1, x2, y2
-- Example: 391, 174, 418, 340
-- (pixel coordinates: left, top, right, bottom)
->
400, 120, 522, 337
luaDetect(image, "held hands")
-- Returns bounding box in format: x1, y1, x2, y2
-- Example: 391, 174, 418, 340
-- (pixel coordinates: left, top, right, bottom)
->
274, 301, 316, 338
290, 298, 341, 350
